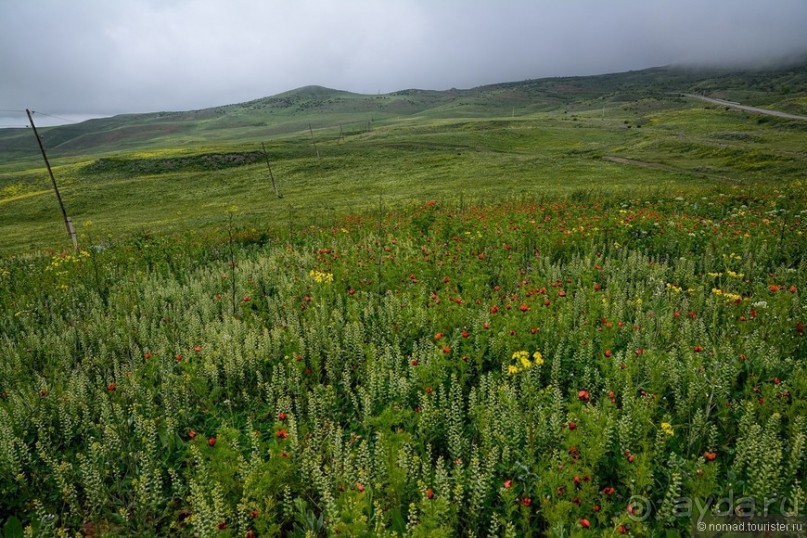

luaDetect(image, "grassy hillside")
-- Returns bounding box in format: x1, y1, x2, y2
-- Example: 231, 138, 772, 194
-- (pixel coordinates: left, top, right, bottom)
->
0, 63, 805, 536
0, 61, 806, 255
2, 61, 805, 159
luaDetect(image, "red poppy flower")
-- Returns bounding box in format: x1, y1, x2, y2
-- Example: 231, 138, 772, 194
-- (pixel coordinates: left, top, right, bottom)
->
503, 480, 512, 489
579, 518, 590, 529
578, 390, 590, 402
276, 429, 288, 439
278, 412, 288, 421
208, 437, 216, 447
107, 383, 116, 392
704, 451, 717, 461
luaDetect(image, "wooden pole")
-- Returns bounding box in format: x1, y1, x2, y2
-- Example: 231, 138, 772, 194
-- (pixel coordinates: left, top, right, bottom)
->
308, 123, 320, 160
261, 142, 282, 198
26, 109, 77, 251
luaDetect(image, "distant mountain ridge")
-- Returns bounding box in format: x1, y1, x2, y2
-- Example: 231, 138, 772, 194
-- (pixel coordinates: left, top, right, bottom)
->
1, 61, 805, 159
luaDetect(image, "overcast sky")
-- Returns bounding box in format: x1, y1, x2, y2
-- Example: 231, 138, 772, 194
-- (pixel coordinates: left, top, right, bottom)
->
2, 0, 807, 126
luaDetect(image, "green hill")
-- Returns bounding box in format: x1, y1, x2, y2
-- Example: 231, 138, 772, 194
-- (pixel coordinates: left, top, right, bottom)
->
2, 61, 805, 159
1, 60, 806, 255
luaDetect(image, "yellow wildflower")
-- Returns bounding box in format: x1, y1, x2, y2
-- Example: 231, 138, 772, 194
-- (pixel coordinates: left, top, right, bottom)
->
532, 351, 544, 365
309, 270, 334, 283
660, 422, 674, 436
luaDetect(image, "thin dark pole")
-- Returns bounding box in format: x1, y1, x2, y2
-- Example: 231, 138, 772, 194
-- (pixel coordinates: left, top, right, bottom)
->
26, 109, 77, 250
261, 142, 282, 198
308, 123, 320, 160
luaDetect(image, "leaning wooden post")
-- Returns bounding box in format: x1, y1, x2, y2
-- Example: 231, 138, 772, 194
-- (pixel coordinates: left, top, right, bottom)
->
261, 142, 282, 198
26, 109, 77, 251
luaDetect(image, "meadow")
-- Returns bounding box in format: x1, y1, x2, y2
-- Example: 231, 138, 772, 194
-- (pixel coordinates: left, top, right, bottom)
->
0, 65, 806, 536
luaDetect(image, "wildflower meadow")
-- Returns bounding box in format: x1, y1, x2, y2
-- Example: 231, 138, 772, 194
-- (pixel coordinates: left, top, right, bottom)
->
0, 189, 804, 536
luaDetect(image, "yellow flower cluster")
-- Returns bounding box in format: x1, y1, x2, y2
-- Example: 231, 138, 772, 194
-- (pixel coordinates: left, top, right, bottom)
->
309, 269, 334, 284
45, 250, 91, 272
712, 288, 743, 303
508, 350, 543, 375
666, 283, 682, 293
660, 422, 674, 436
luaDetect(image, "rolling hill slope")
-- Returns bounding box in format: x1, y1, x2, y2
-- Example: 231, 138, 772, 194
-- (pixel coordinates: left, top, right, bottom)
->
2, 61, 805, 160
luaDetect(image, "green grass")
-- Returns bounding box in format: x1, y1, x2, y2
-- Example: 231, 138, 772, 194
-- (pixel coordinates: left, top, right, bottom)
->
1, 61, 806, 256
0, 63, 805, 537
2, 102, 806, 256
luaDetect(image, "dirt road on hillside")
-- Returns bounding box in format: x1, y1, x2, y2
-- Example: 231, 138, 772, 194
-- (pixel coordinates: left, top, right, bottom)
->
684, 94, 807, 121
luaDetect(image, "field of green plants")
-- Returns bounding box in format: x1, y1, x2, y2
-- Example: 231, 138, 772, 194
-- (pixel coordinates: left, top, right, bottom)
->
1, 186, 805, 536
1, 63, 806, 536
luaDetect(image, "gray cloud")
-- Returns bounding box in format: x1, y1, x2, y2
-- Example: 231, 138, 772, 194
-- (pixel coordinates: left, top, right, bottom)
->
1, 0, 806, 123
